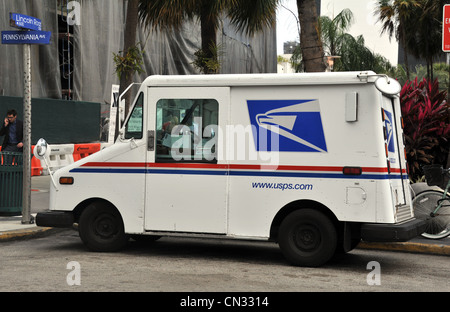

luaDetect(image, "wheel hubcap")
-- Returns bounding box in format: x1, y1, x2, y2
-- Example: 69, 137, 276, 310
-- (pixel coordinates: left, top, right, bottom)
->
94, 214, 117, 239
294, 225, 321, 251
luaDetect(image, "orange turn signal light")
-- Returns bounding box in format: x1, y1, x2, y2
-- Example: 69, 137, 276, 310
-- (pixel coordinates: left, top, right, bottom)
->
59, 177, 74, 185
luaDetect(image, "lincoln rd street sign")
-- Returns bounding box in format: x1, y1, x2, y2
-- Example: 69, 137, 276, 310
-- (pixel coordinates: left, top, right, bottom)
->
9, 12, 42, 31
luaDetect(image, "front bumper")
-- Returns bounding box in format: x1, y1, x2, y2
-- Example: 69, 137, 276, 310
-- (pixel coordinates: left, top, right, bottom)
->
36, 211, 74, 228
361, 218, 427, 242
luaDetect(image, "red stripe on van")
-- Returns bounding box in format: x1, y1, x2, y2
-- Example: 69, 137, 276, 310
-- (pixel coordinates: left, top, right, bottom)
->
80, 162, 402, 174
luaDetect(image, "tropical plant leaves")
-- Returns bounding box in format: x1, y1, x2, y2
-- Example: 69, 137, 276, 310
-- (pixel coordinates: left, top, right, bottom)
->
401, 77, 450, 180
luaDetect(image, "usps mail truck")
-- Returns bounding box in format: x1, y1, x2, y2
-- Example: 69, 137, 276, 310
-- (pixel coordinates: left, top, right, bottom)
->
36, 71, 425, 266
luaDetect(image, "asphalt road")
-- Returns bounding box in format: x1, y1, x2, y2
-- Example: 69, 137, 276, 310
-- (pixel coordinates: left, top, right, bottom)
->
1, 228, 448, 294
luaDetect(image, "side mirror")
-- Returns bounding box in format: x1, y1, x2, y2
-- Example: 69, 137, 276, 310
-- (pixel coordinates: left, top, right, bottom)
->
375, 76, 402, 97
33, 138, 58, 190
34, 138, 50, 160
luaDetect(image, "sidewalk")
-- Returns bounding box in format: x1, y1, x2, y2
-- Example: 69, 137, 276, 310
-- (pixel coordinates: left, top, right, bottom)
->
0, 176, 449, 256
0, 175, 60, 241
0, 214, 61, 241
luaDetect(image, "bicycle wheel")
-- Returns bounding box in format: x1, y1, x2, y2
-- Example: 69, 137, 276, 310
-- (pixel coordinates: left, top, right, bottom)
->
412, 190, 450, 239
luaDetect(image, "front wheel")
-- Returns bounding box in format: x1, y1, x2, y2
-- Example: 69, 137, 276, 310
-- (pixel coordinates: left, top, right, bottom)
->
278, 209, 337, 267
78, 202, 128, 252
412, 190, 450, 239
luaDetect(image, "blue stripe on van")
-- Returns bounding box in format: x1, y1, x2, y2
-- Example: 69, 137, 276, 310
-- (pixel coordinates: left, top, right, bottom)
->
70, 167, 405, 180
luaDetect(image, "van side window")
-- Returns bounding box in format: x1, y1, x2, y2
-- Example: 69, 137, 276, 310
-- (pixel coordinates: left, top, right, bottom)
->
124, 92, 144, 140
156, 99, 218, 163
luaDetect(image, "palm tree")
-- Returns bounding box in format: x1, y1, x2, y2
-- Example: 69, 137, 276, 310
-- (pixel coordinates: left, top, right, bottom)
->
121, 0, 140, 102
375, 0, 421, 80
405, 0, 445, 80
319, 8, 354, 58
114, 0, 140, 140
114, 0, 279, 138
138, 0, 280, 74
335, 34, 383, 72
296, 0, 326, 72
291, 8, 393, 74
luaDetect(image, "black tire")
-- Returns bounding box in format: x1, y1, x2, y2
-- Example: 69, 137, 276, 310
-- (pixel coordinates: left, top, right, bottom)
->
278, 209, 337, 267
78, 202, 128, 252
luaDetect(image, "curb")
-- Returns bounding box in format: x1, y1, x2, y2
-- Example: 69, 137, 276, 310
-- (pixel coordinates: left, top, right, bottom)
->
357, 241, 450, 256
0, 227, 65, 242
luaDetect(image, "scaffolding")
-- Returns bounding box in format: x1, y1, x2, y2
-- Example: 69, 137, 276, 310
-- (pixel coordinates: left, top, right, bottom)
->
59, 0, 74, 100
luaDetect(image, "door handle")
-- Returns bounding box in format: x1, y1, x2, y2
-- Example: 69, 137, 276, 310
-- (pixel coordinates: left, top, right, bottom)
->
148, 130, 155, 151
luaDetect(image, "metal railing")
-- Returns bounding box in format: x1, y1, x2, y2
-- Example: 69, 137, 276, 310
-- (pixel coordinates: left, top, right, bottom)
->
0, 152, 23, 216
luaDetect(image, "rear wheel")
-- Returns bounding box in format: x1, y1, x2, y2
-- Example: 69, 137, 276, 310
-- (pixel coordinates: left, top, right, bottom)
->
78, 202, 128, 252
278, 209, 337, 267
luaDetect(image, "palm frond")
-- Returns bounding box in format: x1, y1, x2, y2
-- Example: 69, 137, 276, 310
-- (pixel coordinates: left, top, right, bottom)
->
138, 0, 197, 30
226, 0, 279, 35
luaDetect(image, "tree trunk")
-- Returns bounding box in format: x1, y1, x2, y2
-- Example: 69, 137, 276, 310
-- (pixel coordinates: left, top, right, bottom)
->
115, 0, 139, 140
403, 45, 410, 81
200, 4, 218, 74
430, 58, 434, 81
297, 0, 326, 72
400, 23, 410, 81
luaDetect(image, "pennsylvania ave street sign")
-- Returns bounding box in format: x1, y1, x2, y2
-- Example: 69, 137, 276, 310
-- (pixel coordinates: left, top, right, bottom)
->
1, 30, 51, 45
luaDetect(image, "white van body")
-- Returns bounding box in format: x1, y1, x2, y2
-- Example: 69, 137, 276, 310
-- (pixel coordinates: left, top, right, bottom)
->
36, 72, 425, 266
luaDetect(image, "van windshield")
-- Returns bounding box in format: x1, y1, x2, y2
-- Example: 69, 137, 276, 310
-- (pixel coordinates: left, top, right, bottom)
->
124, 92, 144, 140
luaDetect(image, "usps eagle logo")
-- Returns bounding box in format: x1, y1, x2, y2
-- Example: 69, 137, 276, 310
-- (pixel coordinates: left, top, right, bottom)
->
247, 100, 328, 152
383, 109, 396, 153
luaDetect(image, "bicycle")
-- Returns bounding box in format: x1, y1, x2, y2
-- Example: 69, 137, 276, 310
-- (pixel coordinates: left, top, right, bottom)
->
412, 164, 450, 239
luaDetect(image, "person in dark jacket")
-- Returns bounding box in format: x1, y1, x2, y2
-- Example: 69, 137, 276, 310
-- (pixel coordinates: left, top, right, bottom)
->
0, 109, 24, 164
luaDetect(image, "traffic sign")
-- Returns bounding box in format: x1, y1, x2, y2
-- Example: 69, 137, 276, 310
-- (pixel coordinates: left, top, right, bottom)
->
1, 30, 51, 45
443, 5, 450, 52
9, 13, 42, 31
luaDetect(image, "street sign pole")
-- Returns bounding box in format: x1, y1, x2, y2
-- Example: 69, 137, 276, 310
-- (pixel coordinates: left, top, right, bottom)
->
1, 13, 51, 224
22, 43, 32, 224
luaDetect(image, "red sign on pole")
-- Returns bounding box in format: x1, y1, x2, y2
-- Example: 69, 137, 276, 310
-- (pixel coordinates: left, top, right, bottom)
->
443, 5, 450, 52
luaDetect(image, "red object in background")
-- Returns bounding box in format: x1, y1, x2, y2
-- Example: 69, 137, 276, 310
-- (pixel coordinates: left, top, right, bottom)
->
443, 5, 450, 52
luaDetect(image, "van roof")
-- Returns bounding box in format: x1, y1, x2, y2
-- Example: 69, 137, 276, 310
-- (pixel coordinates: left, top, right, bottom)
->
142, 71, 378, 88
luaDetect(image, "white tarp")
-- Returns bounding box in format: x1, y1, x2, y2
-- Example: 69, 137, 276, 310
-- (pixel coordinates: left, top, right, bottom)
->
0, 0, 61, 99
0, 0, 277, 104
